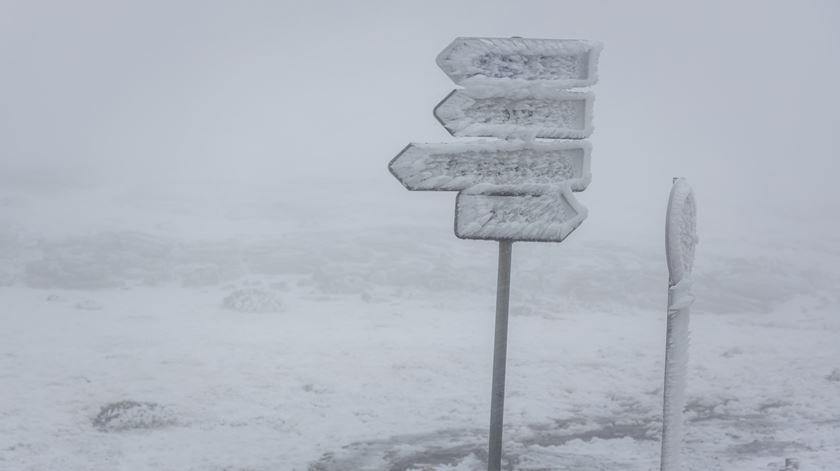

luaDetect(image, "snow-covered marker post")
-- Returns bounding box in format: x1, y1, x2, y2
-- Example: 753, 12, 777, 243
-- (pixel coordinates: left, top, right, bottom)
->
661, 178, 698, 471
389, 37, 601, 471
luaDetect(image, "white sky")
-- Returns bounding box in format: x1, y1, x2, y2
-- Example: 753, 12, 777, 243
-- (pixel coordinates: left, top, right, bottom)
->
1, 0, 838, 243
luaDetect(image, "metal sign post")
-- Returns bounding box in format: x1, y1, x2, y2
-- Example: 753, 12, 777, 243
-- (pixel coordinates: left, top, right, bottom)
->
389, 37, 602, 471
489, 239, 512, 470
661, 178, 698, 471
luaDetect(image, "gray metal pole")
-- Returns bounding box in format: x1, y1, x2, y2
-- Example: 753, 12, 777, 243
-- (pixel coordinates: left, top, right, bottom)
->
660, 285, 691, 471
660, 286, 677, 471
488, 240, 513, 471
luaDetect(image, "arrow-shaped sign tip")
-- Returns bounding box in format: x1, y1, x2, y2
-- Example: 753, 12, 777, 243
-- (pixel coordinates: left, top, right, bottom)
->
455, 185, 588, 242
436, 37, 603, 88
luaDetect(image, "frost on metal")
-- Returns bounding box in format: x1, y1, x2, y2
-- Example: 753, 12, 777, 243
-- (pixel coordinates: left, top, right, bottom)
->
661, 178, 698, 471
434, 89, 593, 140
665, 178, 698, 285
389, 141, 591, 192
455, 185, 587, 242
661, 279, 693, 471
436, 37, 602, 89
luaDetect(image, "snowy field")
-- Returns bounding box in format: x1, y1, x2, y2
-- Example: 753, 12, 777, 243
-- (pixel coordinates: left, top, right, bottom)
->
1, 186, 838, 471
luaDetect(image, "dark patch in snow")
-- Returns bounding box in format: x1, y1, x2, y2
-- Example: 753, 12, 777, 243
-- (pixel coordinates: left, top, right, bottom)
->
75, 299, 103, 311
685, 397, 741, 423
520, 416, 659, 447
757, 401, 791, 412
721, 346, 744, 358
385, 444, 489, 471
222, 288, 284, 313
309, 425, 640, 471
309, 429, 495, 471
92, 400, 177, 432
728, 440, 810, 456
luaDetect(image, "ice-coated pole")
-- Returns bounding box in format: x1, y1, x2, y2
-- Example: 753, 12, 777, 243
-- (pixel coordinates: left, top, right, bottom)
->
488, 240, 513, 471
660, 177, 698, 471
661, 284, 690, 471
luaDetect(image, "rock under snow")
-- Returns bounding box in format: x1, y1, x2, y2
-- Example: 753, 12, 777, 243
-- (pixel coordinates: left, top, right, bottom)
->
222, 288, 285, 313
93, 400, 177, 432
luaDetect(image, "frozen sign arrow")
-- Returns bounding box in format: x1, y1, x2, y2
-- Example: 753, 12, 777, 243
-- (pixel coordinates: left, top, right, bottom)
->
437, 37, 602, 88
434, 89, 594, 139
389, 141, 591, 193
456, 186, 587, 242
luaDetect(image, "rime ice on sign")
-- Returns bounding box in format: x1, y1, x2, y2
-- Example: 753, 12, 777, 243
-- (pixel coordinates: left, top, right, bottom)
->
436, 37, 602, 88
391, 37, 602, 243
434, 89, 594, 139
389, 141, 591, 192
433, 37, 602, 242
456, 185, 587, 242
388, 37, 603, 471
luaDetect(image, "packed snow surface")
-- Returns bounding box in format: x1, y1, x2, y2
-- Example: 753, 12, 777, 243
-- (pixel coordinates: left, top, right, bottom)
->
1, 187, 839, 470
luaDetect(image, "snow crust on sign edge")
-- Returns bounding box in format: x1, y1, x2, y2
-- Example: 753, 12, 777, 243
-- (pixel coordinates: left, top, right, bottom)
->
461, 182, 585, 196
455, 87, 595, 101
398, 139, 592, 155
665, 178, 698, 285
436, 37, 603, 89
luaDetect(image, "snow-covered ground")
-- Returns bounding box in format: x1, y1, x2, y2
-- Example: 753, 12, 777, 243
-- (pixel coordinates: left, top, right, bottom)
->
1, 186, 839, 470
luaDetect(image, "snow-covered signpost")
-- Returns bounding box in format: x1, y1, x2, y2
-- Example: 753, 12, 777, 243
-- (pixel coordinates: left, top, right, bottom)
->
661, 178, 698, 471
389, 37, 602, 471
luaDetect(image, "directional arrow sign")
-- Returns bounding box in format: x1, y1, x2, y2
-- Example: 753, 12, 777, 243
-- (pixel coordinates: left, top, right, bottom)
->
455, 185, 587, 242
389, 140, 591, 192
437, 37, 602, 88
389, 36, 603, 471
434, 89, 593, 139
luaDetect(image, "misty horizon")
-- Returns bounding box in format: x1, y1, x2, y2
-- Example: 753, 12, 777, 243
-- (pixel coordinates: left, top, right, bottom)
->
1, 2, 839, 470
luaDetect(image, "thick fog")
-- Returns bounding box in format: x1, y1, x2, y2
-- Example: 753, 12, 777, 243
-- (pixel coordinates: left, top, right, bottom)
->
2, 2, 840, 470
2, 0, 838, 243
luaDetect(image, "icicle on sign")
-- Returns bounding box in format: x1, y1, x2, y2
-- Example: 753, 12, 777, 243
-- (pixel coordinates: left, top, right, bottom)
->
660, 177, 698, 471
389, 37, 602, 242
